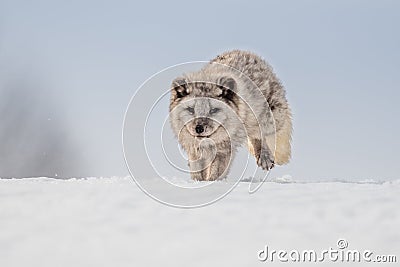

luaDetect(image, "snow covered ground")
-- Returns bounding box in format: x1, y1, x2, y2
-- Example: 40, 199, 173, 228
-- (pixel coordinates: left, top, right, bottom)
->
0, 177, 399, 266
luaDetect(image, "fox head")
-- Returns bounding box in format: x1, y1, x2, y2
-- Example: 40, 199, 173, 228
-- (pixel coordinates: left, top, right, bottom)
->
169, 76, 240, 139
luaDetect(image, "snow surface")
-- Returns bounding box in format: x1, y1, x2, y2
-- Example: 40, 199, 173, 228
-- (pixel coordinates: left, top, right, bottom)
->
0, 177, 399, 266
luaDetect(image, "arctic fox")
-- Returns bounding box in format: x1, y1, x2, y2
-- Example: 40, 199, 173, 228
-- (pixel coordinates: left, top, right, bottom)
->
169, 50, 292, 181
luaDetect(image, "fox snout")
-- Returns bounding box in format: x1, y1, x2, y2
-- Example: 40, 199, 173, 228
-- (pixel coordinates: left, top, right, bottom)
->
191, 118, 214, 137
195, 124, 204, 134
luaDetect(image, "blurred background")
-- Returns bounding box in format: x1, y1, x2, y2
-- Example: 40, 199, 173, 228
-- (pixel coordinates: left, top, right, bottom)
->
0, 0, 399, 180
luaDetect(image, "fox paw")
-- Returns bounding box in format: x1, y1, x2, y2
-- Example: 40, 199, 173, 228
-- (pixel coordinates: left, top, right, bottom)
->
190, 171, 206, 181
257, 148, 275, 171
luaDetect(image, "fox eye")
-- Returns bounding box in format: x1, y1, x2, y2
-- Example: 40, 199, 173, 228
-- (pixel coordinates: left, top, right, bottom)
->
210, 108, 220, 114
186, 106, 194, 114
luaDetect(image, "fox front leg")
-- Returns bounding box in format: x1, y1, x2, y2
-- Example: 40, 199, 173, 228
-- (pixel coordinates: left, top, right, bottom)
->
248, 109, 276, 171
188, 153, 208, 181
187, 144, 216, 181
207, 153, 231, 181
250, 137, 275, 171
207, 142, 233, 181
189, 162, 209, 181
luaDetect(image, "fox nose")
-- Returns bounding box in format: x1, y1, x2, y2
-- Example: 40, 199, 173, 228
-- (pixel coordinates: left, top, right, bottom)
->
195, 124, 204, 134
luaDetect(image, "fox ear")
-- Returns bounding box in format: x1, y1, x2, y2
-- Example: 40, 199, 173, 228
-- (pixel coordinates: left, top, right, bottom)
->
171, 77, 190, 99
217, 76, 236, 101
